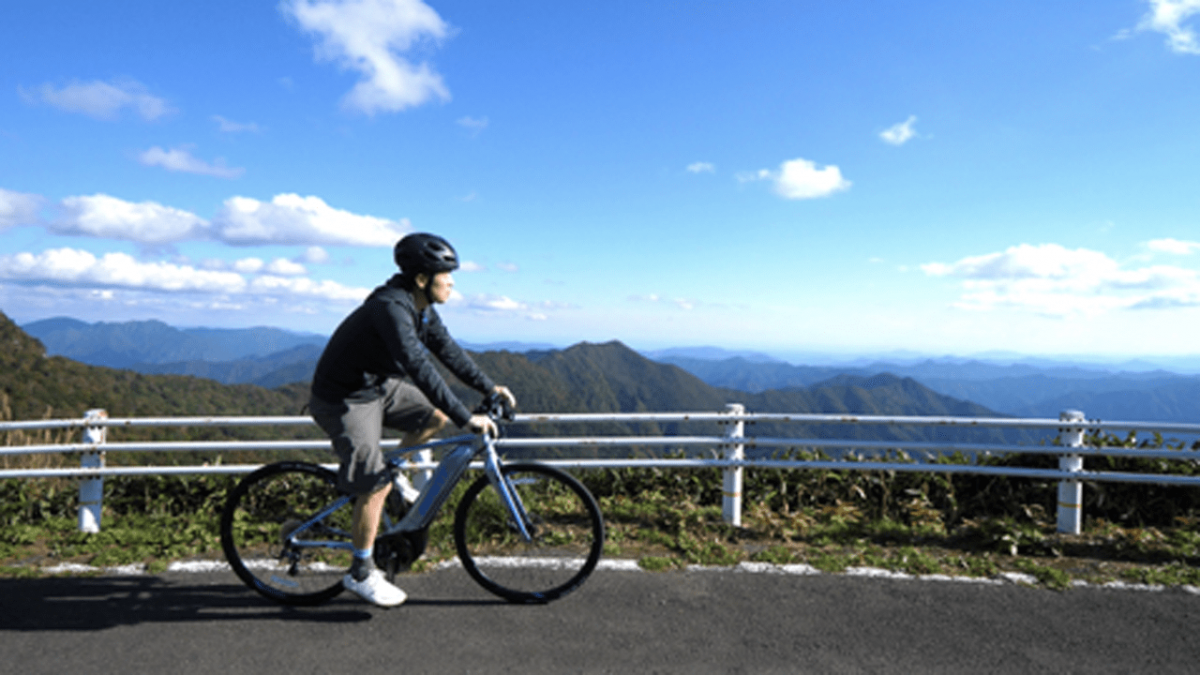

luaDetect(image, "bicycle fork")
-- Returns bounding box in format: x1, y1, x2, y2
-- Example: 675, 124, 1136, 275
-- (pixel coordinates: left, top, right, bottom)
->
480, 437, 536, 542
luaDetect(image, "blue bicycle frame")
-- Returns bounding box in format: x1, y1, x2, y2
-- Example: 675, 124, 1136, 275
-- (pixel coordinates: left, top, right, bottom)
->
284, 432, 533, 553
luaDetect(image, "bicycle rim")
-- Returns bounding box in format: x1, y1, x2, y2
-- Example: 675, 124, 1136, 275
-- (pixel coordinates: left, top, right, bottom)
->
220, 462, 351, 605
454, 463, 604, 603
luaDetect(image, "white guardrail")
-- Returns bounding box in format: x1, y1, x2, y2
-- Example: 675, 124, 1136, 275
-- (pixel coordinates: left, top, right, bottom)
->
5, 404, 1200, 536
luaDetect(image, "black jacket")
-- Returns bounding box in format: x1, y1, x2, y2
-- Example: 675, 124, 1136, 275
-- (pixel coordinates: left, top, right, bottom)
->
310, 275, 495, 427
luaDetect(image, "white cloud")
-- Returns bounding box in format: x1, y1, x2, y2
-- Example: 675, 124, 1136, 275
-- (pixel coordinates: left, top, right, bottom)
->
0, 247, 370, 304
467, 294, 525, 312
1146, 237, 1200, 254
1129, 0, 1200, 55
737, 159, 850, 199
191, 255, 307, 277
138, 146, 245, 179
212, 115, 262, 133
771, 158, 851, 200
54, 194, 208, 244
629, 293, 696, 311
0, 188, 45, 229
20, 78, 173, 121
7, 188, 411, 248
302, 246, 331, 263
248, 274, 366, 301
0, 248, 247, 293
233, 257, 266, 274
922, 242, 1200, 316
457, 116, 489, 135
736, 169, 772, 184
455, 292, 553, 321
880, 115, 918, 146
211, 193, 410, 246
266, 258, 309, 275
283, 0, 452, 115
687, 162, 715, 174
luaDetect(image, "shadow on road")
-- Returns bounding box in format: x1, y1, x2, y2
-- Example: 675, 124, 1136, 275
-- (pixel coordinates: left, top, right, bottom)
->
0, 575, 376, 630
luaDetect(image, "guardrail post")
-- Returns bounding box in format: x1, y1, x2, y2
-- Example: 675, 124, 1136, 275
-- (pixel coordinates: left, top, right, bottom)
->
722, 403, 745, 526
78, 409, 107, 533
1057, 409, 1085, 535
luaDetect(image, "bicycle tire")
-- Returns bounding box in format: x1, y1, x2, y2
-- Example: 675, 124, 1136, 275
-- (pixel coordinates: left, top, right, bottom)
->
220, 461, 351, 605
453, 463, 605, 603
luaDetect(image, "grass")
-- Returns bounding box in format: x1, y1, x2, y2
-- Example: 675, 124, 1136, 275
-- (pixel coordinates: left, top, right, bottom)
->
588, 493, 1200, 590
3, 460, 1200, 591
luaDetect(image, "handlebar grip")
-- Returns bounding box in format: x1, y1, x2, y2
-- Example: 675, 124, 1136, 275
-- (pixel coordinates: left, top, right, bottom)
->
472, 391, 515, 422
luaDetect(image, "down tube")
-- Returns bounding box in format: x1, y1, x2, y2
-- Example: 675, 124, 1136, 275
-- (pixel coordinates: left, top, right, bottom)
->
396, 441, 479, 531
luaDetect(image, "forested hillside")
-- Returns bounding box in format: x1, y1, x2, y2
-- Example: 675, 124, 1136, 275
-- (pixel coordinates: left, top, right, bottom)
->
461, 342, 1038, 446
0, 312, 308, 436
3, 312, 1034, 452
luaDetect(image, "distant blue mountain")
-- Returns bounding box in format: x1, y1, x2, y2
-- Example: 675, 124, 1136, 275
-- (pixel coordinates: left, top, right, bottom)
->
652, 353, 1200, 427
133, 344, 326, 388
461, 340, 561, 353
641, 346, 782, 363
22, 317, 327, 369
23, 317, 1200, 428
18, 319, 566, 388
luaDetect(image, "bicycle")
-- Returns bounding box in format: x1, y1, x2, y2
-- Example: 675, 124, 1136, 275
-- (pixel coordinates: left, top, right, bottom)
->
219, 393, 605, 605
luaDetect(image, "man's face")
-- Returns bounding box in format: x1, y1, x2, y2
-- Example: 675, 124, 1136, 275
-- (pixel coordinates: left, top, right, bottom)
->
427, 272, 454, 304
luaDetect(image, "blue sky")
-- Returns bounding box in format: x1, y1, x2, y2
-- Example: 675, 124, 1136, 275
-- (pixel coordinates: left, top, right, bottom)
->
2, 1, 1199, 360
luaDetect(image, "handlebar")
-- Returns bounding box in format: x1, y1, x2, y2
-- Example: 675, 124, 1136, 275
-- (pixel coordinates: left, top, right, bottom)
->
472, 390, 516, 424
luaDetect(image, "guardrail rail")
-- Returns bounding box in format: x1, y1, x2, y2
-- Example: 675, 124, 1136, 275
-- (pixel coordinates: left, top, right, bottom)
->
5, 405, 1200, 535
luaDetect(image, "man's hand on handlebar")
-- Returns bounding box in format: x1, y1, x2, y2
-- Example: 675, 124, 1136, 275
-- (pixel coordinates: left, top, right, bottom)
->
468, 385, 516, 437
467, 414, 499, 438
493, 385, 516, 410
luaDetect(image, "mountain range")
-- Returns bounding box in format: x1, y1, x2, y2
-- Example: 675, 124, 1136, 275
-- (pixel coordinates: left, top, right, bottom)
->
653, 354, 1200, 425
4, 314, 1044, 451
20, 315, 1200, 435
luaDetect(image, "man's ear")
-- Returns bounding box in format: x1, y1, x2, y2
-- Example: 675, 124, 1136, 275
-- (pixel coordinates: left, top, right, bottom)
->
414, 273, 429, 289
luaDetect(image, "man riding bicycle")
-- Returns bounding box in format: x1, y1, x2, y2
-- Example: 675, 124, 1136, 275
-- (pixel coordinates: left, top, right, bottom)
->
308, 232, 516, 607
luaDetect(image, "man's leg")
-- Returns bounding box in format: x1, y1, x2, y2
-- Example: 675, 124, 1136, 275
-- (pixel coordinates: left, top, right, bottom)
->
391, 410, 449, 502
344, 484, 406, 607
350, 409, 446, 559
343, 385, 448, 605
402, 409, 448, 448
352, 483, 392, 552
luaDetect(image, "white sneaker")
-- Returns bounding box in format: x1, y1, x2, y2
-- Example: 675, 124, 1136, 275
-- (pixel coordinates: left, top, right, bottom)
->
343, 569, 407, 607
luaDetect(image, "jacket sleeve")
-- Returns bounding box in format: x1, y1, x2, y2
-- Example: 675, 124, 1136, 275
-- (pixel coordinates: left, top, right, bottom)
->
423, 309, 497, 395
372, 300, 477, 427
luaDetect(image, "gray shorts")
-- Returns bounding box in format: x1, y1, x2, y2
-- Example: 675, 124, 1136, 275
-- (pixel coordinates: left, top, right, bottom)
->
308, 379, 436, 496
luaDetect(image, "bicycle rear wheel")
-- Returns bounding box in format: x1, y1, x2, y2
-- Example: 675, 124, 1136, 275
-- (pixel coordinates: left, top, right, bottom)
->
220, 462, 351, 605
454, 463, 604, 603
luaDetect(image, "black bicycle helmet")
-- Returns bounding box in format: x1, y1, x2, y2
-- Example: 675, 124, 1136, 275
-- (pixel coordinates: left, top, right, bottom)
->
393, 233, 459, 274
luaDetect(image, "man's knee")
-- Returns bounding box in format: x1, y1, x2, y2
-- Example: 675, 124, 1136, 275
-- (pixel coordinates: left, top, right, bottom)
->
426, 409, 449, 433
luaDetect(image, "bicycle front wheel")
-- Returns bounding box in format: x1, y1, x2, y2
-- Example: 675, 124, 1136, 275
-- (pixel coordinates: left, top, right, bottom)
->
454, 463, 605, 603
220, 462, 351, 605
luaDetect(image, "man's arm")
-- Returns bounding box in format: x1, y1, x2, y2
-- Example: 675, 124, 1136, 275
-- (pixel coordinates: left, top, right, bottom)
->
422, 310, 497, 394
424, 310, 517, 415
373, 301, 476, 427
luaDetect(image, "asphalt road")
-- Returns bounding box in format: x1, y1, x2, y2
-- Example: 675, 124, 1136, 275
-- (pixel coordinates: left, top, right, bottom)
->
3, 565, 1199, 674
